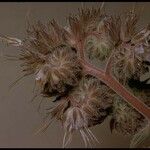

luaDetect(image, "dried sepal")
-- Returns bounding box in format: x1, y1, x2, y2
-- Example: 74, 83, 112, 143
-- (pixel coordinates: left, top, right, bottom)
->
66, 7, 105, 46
131, 24, 150, 62
26, 20, 68, 55
104, 15, 122, 46
109, 118, 115, 133
50, 98, 70, 121
120, 9, 139, 42
131, 24, 150, 45
19, 48, 46, 75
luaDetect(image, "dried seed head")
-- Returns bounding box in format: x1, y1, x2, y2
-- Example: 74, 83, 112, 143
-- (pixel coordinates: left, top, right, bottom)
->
35, 46, 82, 96
19, 20, 70, 75
104, 10, 139, 45
84, 16, 114, 61
85, 10, 139, 62
120, 10, 139, 42
85, 34, 112, 61
19, 49, 46, 75
63, 76, 113, 124
64, 106, 88, 133
64, 7, 105, 48
112, 44, 147, 85
18, 19, 83, 96
49, 76, 114, 147
111, 95, 149, 136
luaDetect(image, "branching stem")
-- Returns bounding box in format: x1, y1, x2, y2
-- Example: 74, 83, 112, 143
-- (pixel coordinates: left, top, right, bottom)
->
77, 39, 150, 120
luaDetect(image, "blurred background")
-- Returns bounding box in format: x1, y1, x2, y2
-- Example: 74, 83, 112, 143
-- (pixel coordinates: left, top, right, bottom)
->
0, 2, 149, 148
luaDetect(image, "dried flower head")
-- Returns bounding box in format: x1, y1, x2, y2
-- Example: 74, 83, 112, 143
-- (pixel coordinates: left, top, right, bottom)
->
35, 46, 82, 96
110, 10, 150, 85
64, 7, 105, 48
19, 20, 83, 96
111, 96, 148, 136
85, 20, 113, 60
110, 77, 150, 136
49, 76, 114, 147
112, 45, 146, 85
19, 20, 67, 75
0, 4, 150, 148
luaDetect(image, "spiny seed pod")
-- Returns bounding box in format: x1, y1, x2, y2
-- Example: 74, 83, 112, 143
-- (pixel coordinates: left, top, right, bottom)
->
111, 87, 150, 136
49, 76, 114, 147
35, 45, 82, 96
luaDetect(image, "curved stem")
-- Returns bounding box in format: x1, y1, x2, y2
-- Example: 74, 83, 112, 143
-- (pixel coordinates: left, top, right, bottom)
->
77, 36, 150, 120
80, 59, 150, 120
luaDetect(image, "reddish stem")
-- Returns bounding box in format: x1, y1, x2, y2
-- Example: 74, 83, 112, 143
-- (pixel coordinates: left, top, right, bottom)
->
77, 39, 150, 120
81, 59, 150, 120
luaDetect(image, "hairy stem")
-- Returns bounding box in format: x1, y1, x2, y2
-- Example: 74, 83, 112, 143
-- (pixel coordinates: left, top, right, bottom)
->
80, 59, 150, 120
77, 38, 150, 120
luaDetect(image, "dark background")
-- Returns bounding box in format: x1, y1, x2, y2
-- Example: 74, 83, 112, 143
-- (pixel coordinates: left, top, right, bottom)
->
0, 2, 149, 148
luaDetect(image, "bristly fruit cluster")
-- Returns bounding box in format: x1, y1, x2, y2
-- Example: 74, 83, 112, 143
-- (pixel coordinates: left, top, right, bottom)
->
0, 4, 150, 148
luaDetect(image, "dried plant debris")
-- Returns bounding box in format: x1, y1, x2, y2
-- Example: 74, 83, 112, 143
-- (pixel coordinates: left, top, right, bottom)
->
0, 5, 150, 148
